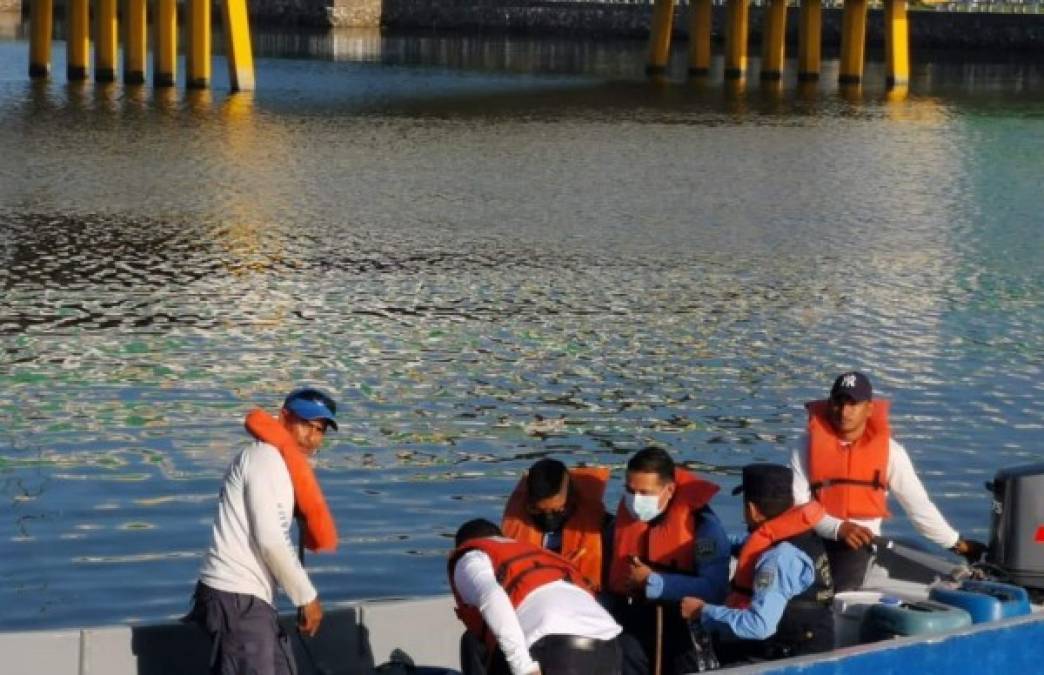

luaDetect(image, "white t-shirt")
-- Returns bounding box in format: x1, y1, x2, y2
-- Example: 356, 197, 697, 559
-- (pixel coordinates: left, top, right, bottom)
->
453, 548, 621, 675
791, 435, 960, 549
199, 441, 317, 607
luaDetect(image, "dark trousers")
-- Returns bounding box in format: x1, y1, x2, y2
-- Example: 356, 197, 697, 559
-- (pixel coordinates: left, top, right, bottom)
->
824, 540, 873, 592
612, 600, 692, 675
460, 631, 622, 675
185, 581, 297, 675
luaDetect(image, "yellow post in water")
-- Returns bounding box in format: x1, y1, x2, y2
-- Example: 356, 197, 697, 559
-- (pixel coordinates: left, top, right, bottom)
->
884, 0, 910, 86
724, 0, 749, 80
839, 0, 868, 85
222, 0, 256, 91
647, 0, 675, 75
95, 0, 118, 82
125, 0, 148, 84
688, 0, 712, 76
188, 0, 212, 89
155, 0, 178, 87
798, 0, 821, 81
28, 0, 53, 78
66, 0, 89, 80
760, 0, 787, 80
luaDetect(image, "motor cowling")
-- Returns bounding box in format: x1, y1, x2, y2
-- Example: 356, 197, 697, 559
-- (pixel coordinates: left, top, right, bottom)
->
986, 463, 1044, 591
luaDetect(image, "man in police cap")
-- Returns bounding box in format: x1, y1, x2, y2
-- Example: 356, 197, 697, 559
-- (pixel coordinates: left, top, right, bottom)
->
680, 463, 835, 664
791, 371, 986, 590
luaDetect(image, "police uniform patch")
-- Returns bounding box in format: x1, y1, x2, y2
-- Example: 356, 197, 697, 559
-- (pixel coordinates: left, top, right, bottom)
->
754, 566, 776, 591
695, 538, 717, 559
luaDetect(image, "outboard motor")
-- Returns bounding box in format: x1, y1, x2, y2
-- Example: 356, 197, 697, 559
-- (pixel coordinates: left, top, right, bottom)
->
986, 463, 1044, 595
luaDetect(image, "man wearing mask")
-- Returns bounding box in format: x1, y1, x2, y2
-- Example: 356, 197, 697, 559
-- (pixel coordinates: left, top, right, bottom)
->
681, 464, 834, 664
608, 447, 729, 675
501, 458, 612, 591
186, 388, 339, 675
791, 371, 987, 590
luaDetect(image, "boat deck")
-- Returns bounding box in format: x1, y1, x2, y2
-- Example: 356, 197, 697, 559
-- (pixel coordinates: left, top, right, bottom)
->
5, 547, 1043, 675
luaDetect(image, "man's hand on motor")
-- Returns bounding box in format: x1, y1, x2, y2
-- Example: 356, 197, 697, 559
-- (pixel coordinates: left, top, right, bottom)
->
953, 538, 988, 563
298, 597, 323, 637
838, 521, 874, 549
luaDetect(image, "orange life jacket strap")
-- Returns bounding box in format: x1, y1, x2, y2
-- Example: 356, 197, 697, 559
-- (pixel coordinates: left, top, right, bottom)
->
243, 409, 338, 553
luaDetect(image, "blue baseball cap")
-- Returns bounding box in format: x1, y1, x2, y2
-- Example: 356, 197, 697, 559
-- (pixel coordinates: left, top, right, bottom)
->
283, 388, 338, 431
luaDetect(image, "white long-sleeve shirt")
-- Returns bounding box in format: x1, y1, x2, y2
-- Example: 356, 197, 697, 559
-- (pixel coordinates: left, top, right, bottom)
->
790, 435, 960, 549
199, 441, 318, 607
453, 549, 621, 675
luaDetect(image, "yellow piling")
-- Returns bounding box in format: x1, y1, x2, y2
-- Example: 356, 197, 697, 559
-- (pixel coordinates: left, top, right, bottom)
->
28, 0, 53, 78
125, 0, 148, 84
154, 0, 178, 87
66, 0, 89, 80
724, 0, 749, 80
95, 0, 118, 82
188, 0, 212, 89
687, 0, 712, 76
798, 0, 821, 81
222, 0, 256, 91
839, 0, 868, 85
760, 0, 787, 81
885, 0, 910, 87
647, 0, 675, 75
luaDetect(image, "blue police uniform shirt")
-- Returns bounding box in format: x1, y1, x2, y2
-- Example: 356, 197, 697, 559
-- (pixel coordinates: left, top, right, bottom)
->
644, 508, 730, 604
700, 541, 816, 640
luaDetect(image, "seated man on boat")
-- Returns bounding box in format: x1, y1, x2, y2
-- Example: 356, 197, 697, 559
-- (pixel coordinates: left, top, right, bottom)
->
449, 517, 624, 675
500, 458, 613, 592
607, 447, 729, 675
681, 463, 835, 664
185, 387, 340, 675
791, 371, 987, 590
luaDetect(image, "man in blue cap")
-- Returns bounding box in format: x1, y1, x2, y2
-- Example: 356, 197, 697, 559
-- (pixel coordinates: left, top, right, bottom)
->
186, 387, 339, 675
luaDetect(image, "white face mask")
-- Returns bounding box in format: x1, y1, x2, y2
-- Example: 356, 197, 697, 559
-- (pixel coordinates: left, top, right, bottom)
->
625, 491, 663, 522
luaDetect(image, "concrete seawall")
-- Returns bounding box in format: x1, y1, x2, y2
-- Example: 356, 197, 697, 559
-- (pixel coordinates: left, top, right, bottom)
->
378, 3, 1044, 50
7, 0, 1044, 49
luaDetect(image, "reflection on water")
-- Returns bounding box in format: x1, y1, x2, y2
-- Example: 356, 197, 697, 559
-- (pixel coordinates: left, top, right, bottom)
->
0, 30, 1043, 630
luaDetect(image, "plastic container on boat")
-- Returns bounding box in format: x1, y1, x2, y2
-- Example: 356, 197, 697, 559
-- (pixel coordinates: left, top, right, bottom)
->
860, 597, 972, 641
928, 580, 1032, 623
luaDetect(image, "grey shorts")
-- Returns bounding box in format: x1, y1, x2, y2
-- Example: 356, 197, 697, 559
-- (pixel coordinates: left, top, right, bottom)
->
186, 582, 298, 675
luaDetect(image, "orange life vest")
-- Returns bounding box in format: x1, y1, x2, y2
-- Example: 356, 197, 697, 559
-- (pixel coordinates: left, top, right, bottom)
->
806, 399, 891, 520
608, 467, 720, 596
448, 536, 593, 645
726, 502, 826, 608
244, 409, 338, 552
501, 466, 609, 591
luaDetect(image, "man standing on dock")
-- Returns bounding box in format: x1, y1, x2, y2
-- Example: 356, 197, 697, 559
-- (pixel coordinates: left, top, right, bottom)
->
186, 387, 340, 675
791, 371, 986, 590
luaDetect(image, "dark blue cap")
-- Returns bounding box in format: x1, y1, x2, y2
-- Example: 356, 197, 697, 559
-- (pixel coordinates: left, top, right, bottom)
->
283, 388, 338, 431
830, 371, 873, 403
731, 463, 793, 501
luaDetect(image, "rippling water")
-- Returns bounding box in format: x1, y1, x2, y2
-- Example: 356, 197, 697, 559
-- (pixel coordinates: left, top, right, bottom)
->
1, 25, 1043, 630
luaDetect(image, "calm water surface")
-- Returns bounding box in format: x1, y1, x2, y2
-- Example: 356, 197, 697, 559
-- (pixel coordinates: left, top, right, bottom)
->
1, 25, 1043, 630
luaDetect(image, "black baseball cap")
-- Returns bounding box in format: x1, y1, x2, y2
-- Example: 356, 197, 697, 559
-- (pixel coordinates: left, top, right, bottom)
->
731, 463, 793, 502
830, 371, 873, 403
283, 387, 338, 431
